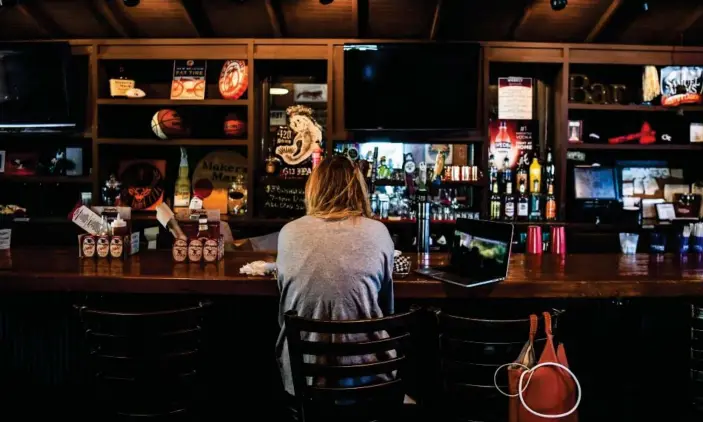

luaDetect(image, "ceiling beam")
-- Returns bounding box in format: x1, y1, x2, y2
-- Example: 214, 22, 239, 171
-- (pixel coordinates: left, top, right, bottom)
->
429, 0, 443, 40
507, 0, 537, 40
88, 0, 134, 38
180, 0, 214, 38
264, 0, 284, 37
673, 4, 703, 44
15, 1, 66, 39
585, 0, 624, 43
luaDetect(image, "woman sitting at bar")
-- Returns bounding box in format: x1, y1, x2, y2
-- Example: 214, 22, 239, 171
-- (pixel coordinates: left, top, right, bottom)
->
275, 155, 395, 399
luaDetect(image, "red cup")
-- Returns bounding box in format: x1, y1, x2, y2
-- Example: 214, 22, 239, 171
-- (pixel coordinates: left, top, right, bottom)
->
550, 225, 567, 254
526, 225, 542, 255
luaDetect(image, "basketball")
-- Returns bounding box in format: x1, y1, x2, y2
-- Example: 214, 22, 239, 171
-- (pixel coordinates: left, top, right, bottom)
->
224, 113, 247, 137
151, 109, 187, 140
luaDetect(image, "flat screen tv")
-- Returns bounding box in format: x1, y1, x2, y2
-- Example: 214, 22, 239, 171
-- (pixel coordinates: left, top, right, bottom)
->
0, 42, 76, 133
344, 43, 480, 131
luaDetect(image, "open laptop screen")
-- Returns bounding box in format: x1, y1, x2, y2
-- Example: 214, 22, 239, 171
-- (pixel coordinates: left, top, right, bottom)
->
449, 219, 513, 278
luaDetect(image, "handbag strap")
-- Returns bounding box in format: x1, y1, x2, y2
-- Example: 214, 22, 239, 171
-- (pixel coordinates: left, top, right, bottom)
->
528, 314, 538, 342
543, 311, 553, 338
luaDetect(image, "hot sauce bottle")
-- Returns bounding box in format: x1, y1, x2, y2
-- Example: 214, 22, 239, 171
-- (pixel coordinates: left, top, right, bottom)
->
187, 218, 207, 263
96, 217, 111, 259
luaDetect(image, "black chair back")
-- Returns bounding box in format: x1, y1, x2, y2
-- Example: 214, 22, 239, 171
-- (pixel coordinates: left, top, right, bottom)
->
284, 308, 421, 421
433, 309, 562, 422
75, 299, 211, 420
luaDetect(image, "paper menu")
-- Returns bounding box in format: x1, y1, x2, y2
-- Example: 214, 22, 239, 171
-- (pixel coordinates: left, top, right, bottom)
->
498, 77, 533, 120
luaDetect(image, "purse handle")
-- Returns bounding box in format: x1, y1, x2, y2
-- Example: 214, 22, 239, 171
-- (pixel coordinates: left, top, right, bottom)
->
518, 362, 582, 419
493, 314, 538, 398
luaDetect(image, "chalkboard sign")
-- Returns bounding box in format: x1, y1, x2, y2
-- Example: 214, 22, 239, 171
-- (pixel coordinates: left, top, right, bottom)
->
258, 177, 306, 218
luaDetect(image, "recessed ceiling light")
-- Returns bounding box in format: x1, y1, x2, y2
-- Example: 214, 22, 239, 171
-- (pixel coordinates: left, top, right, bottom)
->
270, 87, 289, 96
550, 0, 567, 11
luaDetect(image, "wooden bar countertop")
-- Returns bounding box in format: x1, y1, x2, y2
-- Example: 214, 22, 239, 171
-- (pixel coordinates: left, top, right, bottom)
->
1, 249, 703, 298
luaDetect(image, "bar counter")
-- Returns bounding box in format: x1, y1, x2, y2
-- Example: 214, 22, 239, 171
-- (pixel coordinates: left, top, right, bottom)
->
1, 249, 703, 298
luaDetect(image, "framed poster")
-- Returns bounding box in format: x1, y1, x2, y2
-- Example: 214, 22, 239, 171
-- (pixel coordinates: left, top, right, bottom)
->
489, 120, 535, 171
498, 77, 533, 120
0, 150, 4, 173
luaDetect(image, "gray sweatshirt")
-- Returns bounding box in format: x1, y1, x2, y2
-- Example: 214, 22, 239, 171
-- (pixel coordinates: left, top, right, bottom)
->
275, 215, 395, 396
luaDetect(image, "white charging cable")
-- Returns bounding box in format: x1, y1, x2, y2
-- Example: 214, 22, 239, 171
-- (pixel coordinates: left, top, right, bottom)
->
493, 361, 581, 419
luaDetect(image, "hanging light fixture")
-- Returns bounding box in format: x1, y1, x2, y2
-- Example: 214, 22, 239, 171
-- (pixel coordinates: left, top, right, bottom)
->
320, 0, 334, 4
123, 0, 140, 7
270, 87, 289, 96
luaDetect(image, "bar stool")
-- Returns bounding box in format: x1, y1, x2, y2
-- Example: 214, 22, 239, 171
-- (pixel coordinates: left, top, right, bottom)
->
284, 307, 422, 422
691, 304, 703, 417
431, 309, 562, 422
74, 297, 211, 420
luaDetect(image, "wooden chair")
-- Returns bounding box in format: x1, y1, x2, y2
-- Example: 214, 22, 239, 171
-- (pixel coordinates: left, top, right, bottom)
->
284, 307, 422, 422
431, 309, 562, 422
74, 298, 212, 420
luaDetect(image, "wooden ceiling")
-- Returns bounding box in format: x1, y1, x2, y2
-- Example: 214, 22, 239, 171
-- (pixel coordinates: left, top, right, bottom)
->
0, 0, 702, 45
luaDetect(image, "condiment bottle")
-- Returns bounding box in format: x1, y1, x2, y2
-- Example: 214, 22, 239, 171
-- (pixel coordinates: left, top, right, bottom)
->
96, 217, 111, 259
110, 215, 129, 237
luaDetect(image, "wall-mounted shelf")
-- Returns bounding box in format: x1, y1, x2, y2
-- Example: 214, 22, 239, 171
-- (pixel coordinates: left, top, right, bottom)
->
566, 143, 703, 151
97, 99, 249, 106
0, 175, 93, 184
568, 103, 703, 112
96, 138, 248, 146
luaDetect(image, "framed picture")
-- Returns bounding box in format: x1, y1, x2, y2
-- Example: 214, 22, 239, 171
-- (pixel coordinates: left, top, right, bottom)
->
0, 150, 4, 173
293, 84, 327, 103
691, 123, 703, 143
655, 202, 676, 221
568, 120, 583, 143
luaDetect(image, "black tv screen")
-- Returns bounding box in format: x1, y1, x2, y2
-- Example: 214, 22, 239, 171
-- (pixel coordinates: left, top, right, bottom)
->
0, 42, 75, 132
344, 43, 480, 131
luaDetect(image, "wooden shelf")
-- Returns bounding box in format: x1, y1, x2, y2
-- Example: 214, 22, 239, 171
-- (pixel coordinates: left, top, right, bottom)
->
568, 103, 703, 112
567, 143, 703, 151
97, 99, 249, 106
0, 175, 93, 184
96, 138, 248, 146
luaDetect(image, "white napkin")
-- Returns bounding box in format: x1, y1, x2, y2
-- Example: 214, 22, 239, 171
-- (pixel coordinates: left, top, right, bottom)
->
239, 260, 277, 276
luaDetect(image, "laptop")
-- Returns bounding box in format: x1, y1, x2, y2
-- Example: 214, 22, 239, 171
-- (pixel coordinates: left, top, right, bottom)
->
414, 219, 514, 288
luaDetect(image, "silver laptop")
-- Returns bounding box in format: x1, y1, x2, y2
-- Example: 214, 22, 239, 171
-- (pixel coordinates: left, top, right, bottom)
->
414, 218, 514, 288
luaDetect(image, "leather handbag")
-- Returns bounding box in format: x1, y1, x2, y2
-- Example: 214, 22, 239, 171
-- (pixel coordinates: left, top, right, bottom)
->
501, 312, 581, 422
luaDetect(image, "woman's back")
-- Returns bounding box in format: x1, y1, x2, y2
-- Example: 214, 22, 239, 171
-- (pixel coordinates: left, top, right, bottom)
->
275, 215, 395, 395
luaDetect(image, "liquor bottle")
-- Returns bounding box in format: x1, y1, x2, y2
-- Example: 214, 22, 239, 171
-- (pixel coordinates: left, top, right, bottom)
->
545, 182, 557, 221
544, 147, 556, 184
265, 147, 279, 175
312, 144, 322, 170
488, 153, 498, 184
529, 179, 542, 221
490, 181, 501, 220
529, 155, 542, 194
517, 180, 529, 221
503, 181, 515, 221
174, 147, 191, 208
502, 156, 512, 186
109, 63, 134, 97
516, 152, 528, 191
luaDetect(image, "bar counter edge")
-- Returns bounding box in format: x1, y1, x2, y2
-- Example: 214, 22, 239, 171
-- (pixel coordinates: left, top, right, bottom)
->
1, 249, 703, 298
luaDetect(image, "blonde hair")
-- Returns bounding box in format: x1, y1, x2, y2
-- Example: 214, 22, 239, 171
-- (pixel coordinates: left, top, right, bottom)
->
305, 155, 372, 220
